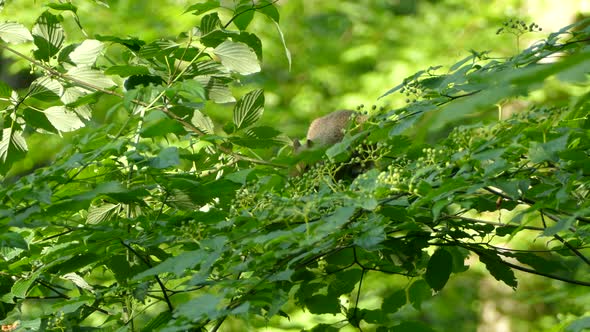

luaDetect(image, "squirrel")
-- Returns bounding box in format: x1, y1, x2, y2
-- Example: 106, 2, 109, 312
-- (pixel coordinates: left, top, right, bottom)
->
291, 110, 368, 177
293, 110, 367, 152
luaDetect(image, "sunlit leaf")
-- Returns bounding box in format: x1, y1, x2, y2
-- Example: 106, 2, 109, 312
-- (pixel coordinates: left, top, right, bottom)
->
213, 40, 261, 75
0, 22, 33, 44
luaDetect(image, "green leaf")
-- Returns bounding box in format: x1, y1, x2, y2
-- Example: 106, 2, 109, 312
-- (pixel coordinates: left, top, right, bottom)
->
391, 321, 436, 332
141, 311, 173, 332
0, 231, 28, 250
528, 134, 569, 163
66, 67, 116, 89
381, 289, 406, 313
213, 40, 261, 75
105, 65, 150, 77
477, 250, 517, 288
174, 294, 223, 321
185, 0, 219, 15
327, 269, 362, 297
28, 76, 63, 100
408, 280, 432, 310
32, 11, 65, 61
0, 127, 28, 169
11, 268, 43, 298
257, 0, 280, 23
87, 203, 120, 224
69, 39, 104, 66
43, 106, 85, 132
233, 3, 255, 30
150, 147, 180, 169
309, 324, 339, 332
306, 294, 340, 314
47, 3, 78, 12
424, 249, 453, 291
0, 22, 33, 44
233, 89, 264, 130
191, 110, 214, 134
565, 316, 590, 332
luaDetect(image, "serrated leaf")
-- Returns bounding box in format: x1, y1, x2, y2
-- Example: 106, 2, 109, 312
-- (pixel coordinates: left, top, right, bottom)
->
61, 87, 92, 120
306, 294, 341, 314
191, 110, 214, 134
174, 294, 223, 321
424, 249, 453, 291
66, 66, 116, 89
69, 39, 103, 67
233, 3, 255, 30
32, 11, 65, 61
185, 0, 219, 15
201, 12, 221, 35
197, 76, 235, 103
477, 250, 517, 288
0, 127, 28, 165
408, 280, 432, 310
150, 147, 180, 169
61, 272, 93, 291
0, 22, 33, 44
43, 106, 85, 132
213, 40, 260, 75
105, 65, 150, 77
87, 203, 120, 224
11, 268, 43, 298
29, 76, 63, 100
381, 289, 406, 313
233, 89, 264, 130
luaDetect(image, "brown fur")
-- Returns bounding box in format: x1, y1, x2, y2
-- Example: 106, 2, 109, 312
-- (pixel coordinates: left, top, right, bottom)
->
294, 110, 366, 152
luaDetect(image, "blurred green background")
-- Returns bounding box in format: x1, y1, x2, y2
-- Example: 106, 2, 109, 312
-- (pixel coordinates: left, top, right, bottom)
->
2, 1, 589, 331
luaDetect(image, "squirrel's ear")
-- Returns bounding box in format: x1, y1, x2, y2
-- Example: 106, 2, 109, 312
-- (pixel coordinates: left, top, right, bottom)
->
306, 139, 313, 148
293, 139, 301, 149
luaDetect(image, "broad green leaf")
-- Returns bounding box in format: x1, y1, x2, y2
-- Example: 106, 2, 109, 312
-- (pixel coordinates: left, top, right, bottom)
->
28, 76, 63, 100
306, 294, 340, 314
173, 294, 223, 321
233, 89, 264, 130
105, 65, 150, 77
11, 268, 43, 298
0, 22, 33, 44
61, 272, 93, 291
52, 297, 92, 315
424, 249, 453, 291
327, 269, 362, 297
0, 231, 28, 250
61, 87, 92, 120
47, 3, 78, 12
43, 106, 85, 132
565, 316, 590, 332
0, 127, 28, 170
133, 250, 206, 280
233, 3, 255, 30
185, 0, 219, 15
150, 147, 180, 169
141, 311, 172, 332
200, 13, 221, 35
69, 39, 104, 66
213, 40, 261, 75
391, 321, 436, 332
309, 324, 339, 332
95, 34, 145, 51
477, 250, 517, 288
408, 280, 432, 310
528, 134, 569, 163
198, 76, 235, 103
381, 289, 406, 313
32, 11, 65, 61
191, 110, 214, 134
87, 203, 120, 224
66, 66, 116, 89
257, 0, 280, 23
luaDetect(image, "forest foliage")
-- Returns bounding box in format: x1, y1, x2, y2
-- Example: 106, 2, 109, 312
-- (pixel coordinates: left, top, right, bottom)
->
0, 1, 589, 331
